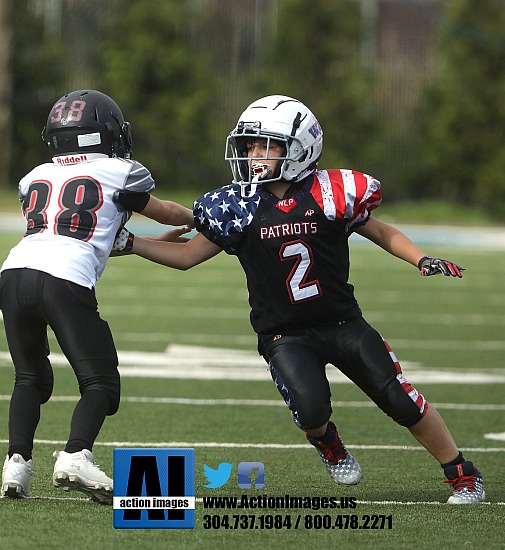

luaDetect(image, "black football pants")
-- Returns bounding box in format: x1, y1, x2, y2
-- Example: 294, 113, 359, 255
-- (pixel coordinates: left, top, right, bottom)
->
259, 317, 426, 431
0, 268, 119, 459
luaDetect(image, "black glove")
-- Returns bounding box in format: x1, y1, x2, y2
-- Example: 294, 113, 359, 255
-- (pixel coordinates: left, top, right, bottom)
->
112, 227, 135, 253
418, 256, 464, 277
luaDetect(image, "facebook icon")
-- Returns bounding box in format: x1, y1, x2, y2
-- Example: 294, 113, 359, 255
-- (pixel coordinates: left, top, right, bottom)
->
237, 462, 265, 489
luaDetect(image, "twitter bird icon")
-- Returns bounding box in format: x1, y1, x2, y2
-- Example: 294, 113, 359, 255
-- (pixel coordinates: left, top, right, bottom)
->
203, 462, 234, 488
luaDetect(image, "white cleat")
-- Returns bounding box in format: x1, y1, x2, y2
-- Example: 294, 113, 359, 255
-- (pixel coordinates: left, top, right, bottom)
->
320, 449, 363, 486
1, 453, 32, 498
445, 462, 485, 504
53, 449, 113, 505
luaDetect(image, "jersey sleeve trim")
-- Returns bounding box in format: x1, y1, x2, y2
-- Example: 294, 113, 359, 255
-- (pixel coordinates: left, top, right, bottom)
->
312, 169, 382, 228
123, 160, 156, 193
193, 184, 260, 252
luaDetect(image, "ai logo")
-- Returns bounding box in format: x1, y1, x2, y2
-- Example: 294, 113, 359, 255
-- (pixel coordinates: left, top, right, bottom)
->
113, 448, 195, 529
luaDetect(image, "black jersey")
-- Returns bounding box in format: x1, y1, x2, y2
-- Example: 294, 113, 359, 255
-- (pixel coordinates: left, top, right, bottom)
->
193, 169, 382, 335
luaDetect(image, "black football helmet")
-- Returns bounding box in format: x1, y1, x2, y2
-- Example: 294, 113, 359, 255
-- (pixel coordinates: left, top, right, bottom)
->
42, 90, 133, 159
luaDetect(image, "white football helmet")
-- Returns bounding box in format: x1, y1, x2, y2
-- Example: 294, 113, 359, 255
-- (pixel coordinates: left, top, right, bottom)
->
225, 95, 323, 188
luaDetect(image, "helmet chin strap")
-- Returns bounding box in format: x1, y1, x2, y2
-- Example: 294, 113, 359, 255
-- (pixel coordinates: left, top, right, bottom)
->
240, 183, 258, 198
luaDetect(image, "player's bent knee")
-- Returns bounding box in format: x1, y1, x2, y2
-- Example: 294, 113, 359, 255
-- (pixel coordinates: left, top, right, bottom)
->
107, 396, 120, 416
375, 381, 425, 427
80, 375, 120, 416
393, 408, 424, 428
295, 405, 332, 431
91, 385, 120, 416
33, 362, 54, 404
38, 382, 54, 404
103, 381, 120, 416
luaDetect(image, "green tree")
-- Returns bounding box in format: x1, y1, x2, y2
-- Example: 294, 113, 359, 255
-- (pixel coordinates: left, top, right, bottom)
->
101, 0, 226, 191
251, 0, 383, 180
0, 0, 12, 186
421, 0, 505, 215
8, 1, 66, 187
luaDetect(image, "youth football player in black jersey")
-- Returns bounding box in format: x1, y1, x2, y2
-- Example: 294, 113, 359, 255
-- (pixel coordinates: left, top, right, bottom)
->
118, 95, 484, 504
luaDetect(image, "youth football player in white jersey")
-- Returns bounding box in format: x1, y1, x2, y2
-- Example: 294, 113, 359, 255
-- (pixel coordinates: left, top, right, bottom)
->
0, 90, 192, 503
117, 95, 484, 504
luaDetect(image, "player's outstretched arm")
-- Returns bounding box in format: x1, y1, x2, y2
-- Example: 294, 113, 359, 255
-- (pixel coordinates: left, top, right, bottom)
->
355, 217, 464, 277
113, 191, 194, 227
110, 226, 191, 257
355, 217, 426, 266
132, 231, 221, 270
139, 195, 194, 227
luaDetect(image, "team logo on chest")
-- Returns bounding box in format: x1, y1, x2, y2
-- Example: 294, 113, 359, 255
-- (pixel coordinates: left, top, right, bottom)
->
276, 197, 297, 213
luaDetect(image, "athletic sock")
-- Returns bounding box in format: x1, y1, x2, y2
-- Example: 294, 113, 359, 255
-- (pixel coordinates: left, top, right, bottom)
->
441, 451, 464, 470
441, 451, 473, 480
306, 421, 347, 462
316, 422, 337, 445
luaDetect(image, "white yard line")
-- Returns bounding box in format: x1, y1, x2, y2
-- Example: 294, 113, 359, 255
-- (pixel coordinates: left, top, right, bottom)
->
1, 344, 505, 383
1, 394, 504, 412
0, 438, 503, 453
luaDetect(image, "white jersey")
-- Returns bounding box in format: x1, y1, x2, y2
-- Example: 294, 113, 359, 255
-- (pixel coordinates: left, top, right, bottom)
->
1, 154, 155, 288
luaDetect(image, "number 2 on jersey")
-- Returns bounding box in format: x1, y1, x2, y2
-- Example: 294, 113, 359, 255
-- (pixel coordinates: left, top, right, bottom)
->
280, 239, 321, 303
